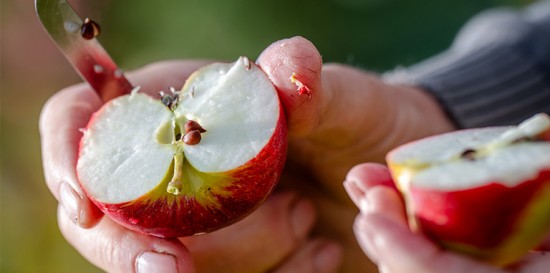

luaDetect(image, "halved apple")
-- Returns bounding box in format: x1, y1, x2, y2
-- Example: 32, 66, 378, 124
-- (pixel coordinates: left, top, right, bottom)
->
77, 57, 287, 238
387, 113, 550, 266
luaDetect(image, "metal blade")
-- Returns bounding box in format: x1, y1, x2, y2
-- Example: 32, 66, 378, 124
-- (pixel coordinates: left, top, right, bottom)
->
35, 0, 134, 102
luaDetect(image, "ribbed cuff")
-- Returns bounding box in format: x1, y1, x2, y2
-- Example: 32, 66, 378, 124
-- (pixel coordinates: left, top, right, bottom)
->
383, 2, 550, 129
384, 43, 550, 129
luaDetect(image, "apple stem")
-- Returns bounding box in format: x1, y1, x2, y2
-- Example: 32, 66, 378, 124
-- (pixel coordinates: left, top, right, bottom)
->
167, 151, 184, 195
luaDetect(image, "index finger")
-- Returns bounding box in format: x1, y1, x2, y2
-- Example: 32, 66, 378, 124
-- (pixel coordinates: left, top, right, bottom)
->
40, 83, 103, 227
354, 213, 508, 273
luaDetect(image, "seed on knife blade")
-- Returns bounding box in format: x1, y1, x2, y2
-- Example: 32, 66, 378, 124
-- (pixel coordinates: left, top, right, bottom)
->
81, 18, 101, 40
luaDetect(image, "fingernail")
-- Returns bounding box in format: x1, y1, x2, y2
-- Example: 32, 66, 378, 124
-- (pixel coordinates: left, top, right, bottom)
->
136, 252, 178, 273
314, 242, 342, 273
291, 199, 316, 238
59, 182, 81, 224
343, 179, 364, 208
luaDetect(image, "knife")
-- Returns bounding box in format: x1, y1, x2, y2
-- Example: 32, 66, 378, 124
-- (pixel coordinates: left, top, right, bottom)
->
35, 0, 134, 102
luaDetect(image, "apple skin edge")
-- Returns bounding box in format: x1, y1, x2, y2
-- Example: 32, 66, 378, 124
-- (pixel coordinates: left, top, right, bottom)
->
390, 164, 550, 267
81, 106, 287, 238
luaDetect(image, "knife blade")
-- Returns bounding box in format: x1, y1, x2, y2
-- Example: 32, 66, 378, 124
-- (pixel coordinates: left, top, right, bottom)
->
35, 0, 134, 102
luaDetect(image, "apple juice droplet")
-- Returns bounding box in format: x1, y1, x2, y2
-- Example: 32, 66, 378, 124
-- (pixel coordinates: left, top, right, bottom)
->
64, 20, 80, 33
93, 64, 104, 74
129, 218, 139, 225
114, 69, 123, 79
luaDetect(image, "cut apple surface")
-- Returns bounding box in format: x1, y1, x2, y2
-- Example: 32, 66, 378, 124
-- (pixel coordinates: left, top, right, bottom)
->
387, 113, 550, 266
77, 57, 287, 237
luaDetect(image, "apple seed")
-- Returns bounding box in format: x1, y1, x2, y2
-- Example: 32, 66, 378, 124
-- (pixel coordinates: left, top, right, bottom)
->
460, 149, 477, 161
184, 120, 207, 133
81, 18, 101, 40
183, 130, 202, 145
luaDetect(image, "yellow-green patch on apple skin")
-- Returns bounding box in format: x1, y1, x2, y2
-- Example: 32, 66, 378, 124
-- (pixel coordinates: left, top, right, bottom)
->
86, 109, 287, 238
389, 163, 550, 267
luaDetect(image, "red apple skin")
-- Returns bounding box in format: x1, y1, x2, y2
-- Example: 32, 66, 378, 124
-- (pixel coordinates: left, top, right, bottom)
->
399, 168, 550, 266
79, 105, 287, 238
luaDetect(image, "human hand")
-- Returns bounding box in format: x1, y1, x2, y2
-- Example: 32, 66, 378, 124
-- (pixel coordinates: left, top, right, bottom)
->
344, 163, 550, 273
40, 59, 342, 273
253, 36, 456, 272
41, 35, 455, 272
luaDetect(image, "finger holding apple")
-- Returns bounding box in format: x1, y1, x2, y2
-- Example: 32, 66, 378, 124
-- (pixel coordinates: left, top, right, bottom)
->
57, 189, 337, 273
386, 113, 550, 267
57, 203, 196, 273
354, 209, 509, 273
346, 162, 550, 273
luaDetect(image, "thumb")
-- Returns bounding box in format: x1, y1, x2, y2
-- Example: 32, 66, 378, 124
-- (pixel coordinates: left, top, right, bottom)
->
257, 36, 323, 136
257, 36, 454, 193
257, 36, 395, 157
257, 36, 395, 142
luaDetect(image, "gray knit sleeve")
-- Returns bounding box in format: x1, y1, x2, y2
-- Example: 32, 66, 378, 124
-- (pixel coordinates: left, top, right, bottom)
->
384, 0, 550, 128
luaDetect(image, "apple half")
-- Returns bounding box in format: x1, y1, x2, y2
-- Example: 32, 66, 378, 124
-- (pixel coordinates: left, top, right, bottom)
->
387, 113, 550, 266
77, 57, 287, 238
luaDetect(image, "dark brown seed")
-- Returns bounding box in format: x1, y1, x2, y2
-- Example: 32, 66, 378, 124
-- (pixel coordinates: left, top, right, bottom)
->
184, 120, 207, 133
460, 149, 477, 161
81, 18, 101, 40
183, 130, 202, 145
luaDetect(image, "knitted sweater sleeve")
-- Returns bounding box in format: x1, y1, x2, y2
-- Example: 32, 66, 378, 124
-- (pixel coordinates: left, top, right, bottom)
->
384, 0, 550, 128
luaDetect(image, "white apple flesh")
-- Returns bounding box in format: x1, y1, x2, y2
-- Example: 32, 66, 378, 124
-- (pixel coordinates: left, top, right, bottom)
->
77, 57, 287, 237
387, 113, 550, 266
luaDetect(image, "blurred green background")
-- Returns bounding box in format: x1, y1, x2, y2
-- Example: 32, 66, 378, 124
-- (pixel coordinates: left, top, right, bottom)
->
1, 0, 528, 272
